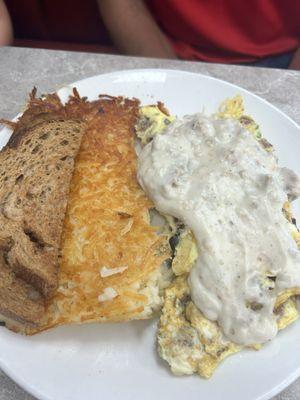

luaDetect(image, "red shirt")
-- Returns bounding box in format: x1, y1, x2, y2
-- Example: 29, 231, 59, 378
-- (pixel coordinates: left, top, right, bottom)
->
148, 0, 300, 63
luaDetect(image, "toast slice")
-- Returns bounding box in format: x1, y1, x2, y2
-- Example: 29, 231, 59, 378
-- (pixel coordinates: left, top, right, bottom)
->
0, 90, 85, 328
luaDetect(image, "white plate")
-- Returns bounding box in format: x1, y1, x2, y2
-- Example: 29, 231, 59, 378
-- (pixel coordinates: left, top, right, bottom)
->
1, 69, 300, 400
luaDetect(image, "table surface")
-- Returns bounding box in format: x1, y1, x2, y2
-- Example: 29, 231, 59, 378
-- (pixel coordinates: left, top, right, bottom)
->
0, 46, 300, 400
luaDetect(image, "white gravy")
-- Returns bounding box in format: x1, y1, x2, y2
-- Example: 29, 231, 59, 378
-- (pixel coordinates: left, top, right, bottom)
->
137, 114, 300, 345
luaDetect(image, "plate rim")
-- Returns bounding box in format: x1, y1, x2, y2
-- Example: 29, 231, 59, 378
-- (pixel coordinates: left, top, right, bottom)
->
59, 67, 299, 129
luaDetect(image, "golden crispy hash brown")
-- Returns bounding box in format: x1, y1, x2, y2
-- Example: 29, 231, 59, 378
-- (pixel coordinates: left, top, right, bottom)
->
26, 92, 171, 333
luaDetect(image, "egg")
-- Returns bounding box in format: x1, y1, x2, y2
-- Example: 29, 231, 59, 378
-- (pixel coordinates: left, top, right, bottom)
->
136, 97, 300, 378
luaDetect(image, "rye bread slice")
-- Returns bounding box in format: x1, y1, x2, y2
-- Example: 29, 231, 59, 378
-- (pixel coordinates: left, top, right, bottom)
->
0, 90, 85, 302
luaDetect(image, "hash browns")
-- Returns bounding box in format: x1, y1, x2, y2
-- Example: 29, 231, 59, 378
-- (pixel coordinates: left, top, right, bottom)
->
27, 93, 171, 333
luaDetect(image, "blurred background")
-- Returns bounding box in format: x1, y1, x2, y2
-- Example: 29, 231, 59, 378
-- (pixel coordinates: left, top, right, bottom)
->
1, 0, 300, 69
2, 0, 114, 53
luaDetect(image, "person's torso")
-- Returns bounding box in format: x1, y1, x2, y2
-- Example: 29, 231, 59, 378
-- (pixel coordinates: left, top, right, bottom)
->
148, 0, 300, 62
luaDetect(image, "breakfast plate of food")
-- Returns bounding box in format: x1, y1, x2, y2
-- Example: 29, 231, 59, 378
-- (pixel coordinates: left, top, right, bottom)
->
0, 69, 300, 400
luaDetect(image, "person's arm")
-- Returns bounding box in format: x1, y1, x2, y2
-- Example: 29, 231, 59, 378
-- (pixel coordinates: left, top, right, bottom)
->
289, 47, 300, 70
0, 0, 13, 46
97, 0, 177, 59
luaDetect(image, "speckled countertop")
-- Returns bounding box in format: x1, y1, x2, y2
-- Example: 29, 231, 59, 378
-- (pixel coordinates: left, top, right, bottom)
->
0, 46, 299, 400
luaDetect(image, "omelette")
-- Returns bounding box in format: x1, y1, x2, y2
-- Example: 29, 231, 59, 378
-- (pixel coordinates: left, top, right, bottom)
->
26, 92, 172, 334
136, 97, 300, 378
